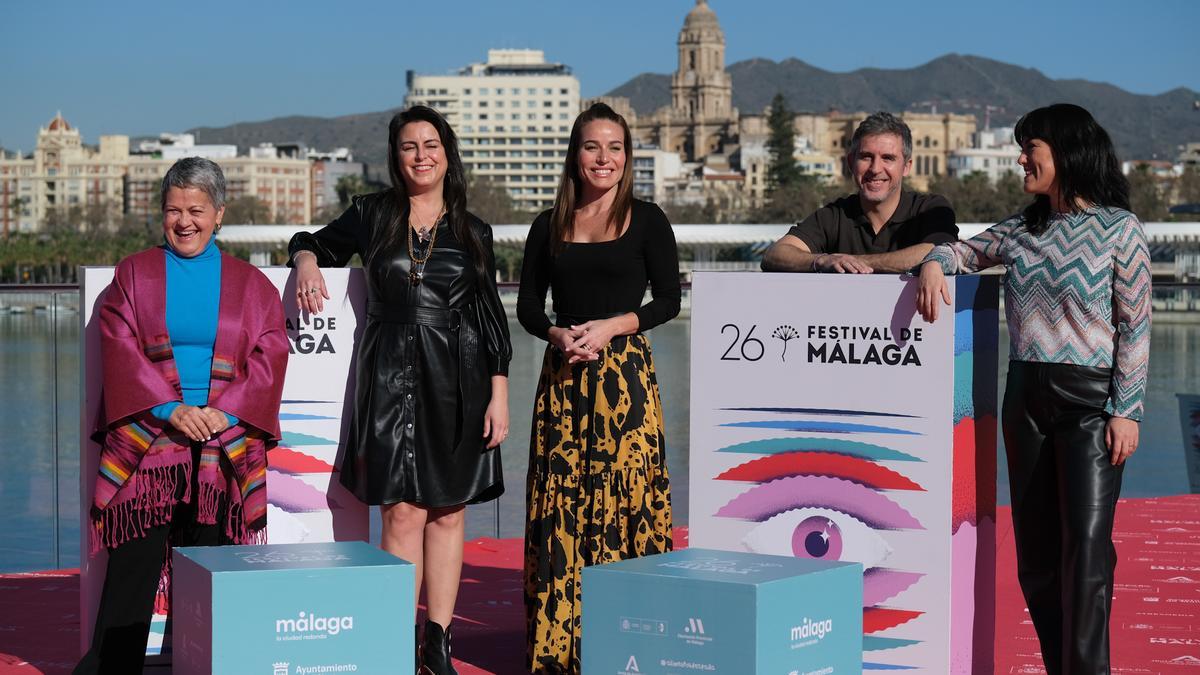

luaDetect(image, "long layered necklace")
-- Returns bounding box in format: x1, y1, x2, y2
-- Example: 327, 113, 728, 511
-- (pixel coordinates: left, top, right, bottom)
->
406, 205, 444, 286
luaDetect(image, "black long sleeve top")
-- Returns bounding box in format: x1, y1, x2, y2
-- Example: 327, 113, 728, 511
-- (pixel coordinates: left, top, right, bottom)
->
517, 199, 682, 340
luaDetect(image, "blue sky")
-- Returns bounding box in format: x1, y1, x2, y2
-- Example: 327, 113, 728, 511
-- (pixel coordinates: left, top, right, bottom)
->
2, 0, 1197, 150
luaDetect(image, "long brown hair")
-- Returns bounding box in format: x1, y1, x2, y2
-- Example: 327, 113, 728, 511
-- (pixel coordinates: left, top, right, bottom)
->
549, 102, 635, 253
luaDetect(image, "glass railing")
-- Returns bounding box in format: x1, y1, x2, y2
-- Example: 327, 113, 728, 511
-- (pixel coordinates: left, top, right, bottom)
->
3, 282, 1197, 573
2, 286, 81, 572
1151, 281, 1200, 311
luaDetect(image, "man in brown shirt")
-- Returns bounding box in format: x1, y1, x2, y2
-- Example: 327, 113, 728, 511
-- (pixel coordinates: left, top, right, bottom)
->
761, 112, 958, 273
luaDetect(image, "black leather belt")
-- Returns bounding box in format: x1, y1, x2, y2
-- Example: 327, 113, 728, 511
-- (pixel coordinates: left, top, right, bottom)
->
554, 311, 628, 328
368, 302, 463, 329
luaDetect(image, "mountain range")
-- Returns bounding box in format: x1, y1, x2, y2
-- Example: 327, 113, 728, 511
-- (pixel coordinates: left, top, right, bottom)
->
183, 54, 1199, 171
185, 109, 402, 177
608, 54, 1200, 161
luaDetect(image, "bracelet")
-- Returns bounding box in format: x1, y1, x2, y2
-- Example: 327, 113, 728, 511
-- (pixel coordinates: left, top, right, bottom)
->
811, 254, 824, 272
292, 250, 317, 265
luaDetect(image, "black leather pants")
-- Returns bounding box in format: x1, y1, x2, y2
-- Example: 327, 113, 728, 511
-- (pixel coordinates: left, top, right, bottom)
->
1002, 361, 1124, 675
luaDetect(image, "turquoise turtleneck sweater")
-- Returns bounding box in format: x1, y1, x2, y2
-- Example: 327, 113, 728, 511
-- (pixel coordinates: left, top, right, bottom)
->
150, 237, 238, 426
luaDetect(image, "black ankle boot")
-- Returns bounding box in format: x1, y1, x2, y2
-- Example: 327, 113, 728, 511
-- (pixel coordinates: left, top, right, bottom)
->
419, 619, 458, 675
415, 623, 421, 674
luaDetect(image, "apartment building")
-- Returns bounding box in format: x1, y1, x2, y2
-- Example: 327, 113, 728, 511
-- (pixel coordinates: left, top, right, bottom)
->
947, 127, 1022, 182
0, 113, 128, 234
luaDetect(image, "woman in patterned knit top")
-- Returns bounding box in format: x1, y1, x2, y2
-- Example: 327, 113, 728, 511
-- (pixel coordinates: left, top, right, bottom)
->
916, 103, 1151, 675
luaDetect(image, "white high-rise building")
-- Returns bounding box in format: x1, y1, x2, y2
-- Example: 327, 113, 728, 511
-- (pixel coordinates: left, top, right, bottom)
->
405, 49, 580, 212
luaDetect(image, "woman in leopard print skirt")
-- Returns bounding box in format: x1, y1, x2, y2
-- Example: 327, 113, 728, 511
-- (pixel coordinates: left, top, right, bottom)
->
516, 102, 680, 674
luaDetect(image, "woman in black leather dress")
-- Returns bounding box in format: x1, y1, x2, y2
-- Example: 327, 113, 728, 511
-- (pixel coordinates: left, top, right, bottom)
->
290, 105, 511, 675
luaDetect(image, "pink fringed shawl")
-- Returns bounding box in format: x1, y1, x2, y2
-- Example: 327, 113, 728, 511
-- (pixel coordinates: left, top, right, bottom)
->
90, 246, 288, 552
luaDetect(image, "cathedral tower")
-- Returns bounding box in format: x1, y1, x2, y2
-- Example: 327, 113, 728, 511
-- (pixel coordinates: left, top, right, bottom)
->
660, 0, 735, 161
671, 0, 732, 123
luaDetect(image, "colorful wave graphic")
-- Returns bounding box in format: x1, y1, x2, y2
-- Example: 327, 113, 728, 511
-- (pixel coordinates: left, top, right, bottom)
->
281, 431, 339, 446
266, 469, 343, 513
722, 406, 920, 419
717, 437, 921, 462
717, 452, 924, 491
279, 412, 337, 421
864, 569, 924, 606
864, 607, 923, 633
715, 475, 922, 530
269, 446, 335, 474
712, 406, 927, 661
721, 420, 920, 435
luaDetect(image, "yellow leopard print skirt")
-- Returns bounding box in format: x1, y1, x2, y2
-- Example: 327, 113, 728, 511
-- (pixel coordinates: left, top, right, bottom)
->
524, 333, 673, 674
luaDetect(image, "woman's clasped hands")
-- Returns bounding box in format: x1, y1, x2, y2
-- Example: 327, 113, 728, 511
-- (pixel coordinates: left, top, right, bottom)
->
168, 404, 229, 442
548, 318, 619, 364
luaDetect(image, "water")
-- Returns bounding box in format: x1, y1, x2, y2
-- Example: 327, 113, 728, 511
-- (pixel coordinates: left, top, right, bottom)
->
1, 302, 81, 572
1, 309, 1195, 572
994, 323, 1198, 503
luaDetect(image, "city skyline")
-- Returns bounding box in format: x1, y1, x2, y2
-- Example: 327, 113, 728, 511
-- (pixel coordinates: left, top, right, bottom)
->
2, 0, 1198, 150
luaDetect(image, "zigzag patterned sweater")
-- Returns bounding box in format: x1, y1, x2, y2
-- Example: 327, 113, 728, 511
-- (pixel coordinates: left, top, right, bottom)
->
924, 206, 1151, 421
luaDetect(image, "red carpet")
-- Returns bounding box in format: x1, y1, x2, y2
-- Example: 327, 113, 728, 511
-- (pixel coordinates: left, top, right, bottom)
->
994, 495, 1200, 674
3, 496, 1199, 674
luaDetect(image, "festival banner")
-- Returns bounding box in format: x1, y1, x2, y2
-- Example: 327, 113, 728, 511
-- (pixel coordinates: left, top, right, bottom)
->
689, 272, 998, 673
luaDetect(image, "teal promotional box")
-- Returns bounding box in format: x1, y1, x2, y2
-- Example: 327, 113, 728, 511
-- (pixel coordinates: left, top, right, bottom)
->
173, 541, 413, 675
582, 548, 862, 675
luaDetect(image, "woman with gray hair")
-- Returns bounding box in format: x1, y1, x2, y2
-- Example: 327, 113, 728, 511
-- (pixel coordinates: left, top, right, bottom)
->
75, 157, 288, 674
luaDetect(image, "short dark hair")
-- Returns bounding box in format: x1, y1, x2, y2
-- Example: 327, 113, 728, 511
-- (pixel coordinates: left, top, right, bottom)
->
160, 157, 226, 211
848, 112, 913, 161
1014, 103, 1130, 232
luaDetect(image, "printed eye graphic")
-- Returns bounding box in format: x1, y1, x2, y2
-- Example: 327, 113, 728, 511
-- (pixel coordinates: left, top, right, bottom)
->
743, 507, 892, 570
795, 516, 838, 558
711, 409, 946, 661
713, 440, 927, 609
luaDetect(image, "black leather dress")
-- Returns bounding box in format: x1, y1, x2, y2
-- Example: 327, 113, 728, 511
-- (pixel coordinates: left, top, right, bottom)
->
289, 192, 511, 507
